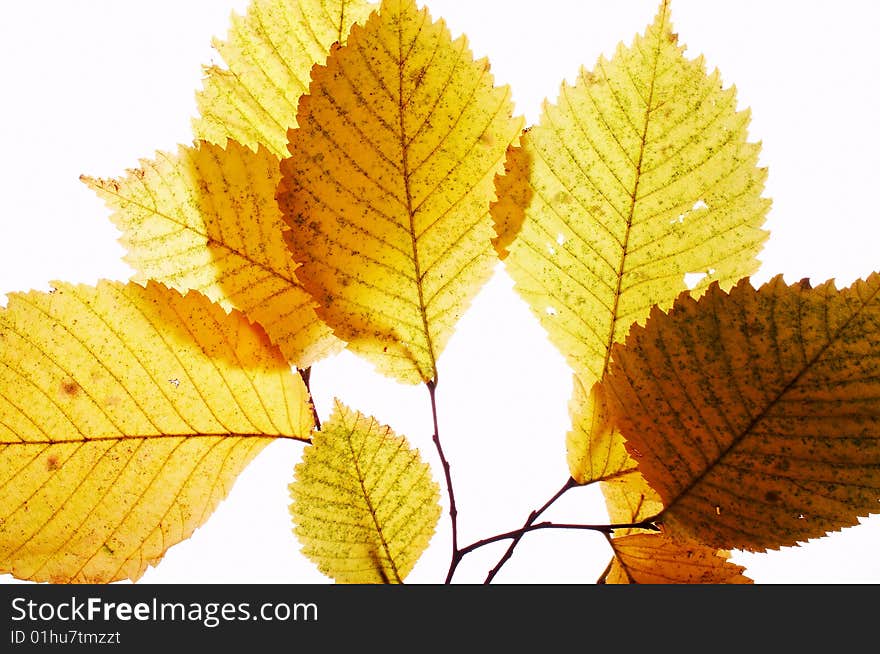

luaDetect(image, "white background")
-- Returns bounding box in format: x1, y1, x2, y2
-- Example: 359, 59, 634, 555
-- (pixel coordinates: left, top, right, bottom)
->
1, 1, 879, 584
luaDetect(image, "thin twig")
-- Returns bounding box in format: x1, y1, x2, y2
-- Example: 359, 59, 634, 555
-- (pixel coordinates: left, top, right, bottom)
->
458, 519, 660, 558
298, 367, 321, 431
484, 476, 580, 583
595, 542, 615, 585
427, 380, 460, 584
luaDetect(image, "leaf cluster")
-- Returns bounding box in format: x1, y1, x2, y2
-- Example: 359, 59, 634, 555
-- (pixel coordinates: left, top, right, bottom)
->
1, 0, 878, 585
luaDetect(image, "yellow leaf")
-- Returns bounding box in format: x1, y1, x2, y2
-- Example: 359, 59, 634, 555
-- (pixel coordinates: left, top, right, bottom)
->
566, 376, 636, 484
277, 0, 523, 384
0, 281, 313, 583
82, 140, 340, 368
289, 399, 440, 583
603, 274, 880, 552
602, 533, 752, 584
194, 0, 375, 157
497, 1, 769, 482
602, 472, 664, 529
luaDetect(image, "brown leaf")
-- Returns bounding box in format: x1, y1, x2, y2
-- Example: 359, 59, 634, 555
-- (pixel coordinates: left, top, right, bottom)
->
603, 274, 880, 551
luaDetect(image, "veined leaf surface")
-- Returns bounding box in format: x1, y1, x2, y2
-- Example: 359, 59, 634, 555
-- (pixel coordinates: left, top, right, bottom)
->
502, 0, 769, 382
494, 1, 770, 483
0, 281, 313, 583
602, 472, 663, 529
278, 0, 523, 384
603, 274, 880, 552
194, 0, 375, 157
566, 376, 636, 484
602, 533, 752, 584
289, 400, 440, 583
600, 469, 749, 584
83, 140, 340, 369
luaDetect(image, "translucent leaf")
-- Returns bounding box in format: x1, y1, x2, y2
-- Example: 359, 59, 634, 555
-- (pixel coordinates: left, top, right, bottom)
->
194, 0, 375, 157
278, 0, 523, 384
0, 281, 314, 583
82, 140, 340, 368
566, 376, 636, 484
602, 472, 663, 529
493, 1, 770, 482
600, 470, 749, 584
603, 274, 880, 552
289, 399, 440, 583
602, 533, 752, 584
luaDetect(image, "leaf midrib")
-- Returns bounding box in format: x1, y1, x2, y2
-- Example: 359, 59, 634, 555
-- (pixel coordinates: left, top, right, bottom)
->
601, 2, 667, 377
88, 179, 299, 288
342, 413, 403, 583
661, 280, 880, 521
2, 433, 307, 446
396, 5, 437, 383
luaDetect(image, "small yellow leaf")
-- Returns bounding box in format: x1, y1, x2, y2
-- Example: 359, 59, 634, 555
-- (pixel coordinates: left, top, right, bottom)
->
604, 274, 880, 552
601, 471, 664, 530
289, 399, 440, 583
278, 0, 523, 384
499, 0, 769, 483
0, 281, 313, 583
602, 533, 752, 584
566, 376, 636, 484
82, 140, 341, 368
194, 0, 375, 157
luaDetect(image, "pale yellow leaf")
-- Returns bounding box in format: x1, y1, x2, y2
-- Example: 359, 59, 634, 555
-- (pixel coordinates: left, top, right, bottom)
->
289, 399, 440, 583
496, 1, 770, 483
194, 0, 375, 157
277, 0, 523, 384
602, 471, 664, 529
566, 376, 636, 484
0, 281, 313, 583
82, 140, 340, 368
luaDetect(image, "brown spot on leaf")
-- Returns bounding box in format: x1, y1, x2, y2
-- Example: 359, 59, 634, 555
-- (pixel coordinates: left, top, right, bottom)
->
765, 490, 781, 503
46, 456, 60, 472
60, 379, 80, 397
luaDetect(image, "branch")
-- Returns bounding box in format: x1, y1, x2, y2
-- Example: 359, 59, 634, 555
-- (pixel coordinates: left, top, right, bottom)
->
298, 366, 321, 431
483, 476, 579, 583
427, 380, 460, 584
458, 519, 660, 558
595, 542, 615, 585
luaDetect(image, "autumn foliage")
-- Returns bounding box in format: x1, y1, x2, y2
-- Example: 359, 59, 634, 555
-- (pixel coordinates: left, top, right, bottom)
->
2, 0, 878, 585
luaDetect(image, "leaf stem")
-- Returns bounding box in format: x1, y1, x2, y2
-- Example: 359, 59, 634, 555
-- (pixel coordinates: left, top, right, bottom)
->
595, 543, 615, 585
458, 519, 660, 559
427, 380, 460, 584
298, 367, 321, 431
483, 476, 580, 583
